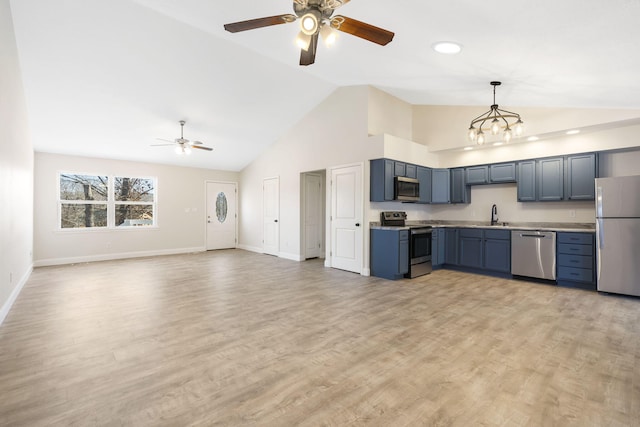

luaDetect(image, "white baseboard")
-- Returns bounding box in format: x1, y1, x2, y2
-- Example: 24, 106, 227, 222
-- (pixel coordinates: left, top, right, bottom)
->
33, 247, 206, 267
0, 265, 32, 326
361, 268, 370, 276
279, 252, 304, 262
237, 244, 263, 254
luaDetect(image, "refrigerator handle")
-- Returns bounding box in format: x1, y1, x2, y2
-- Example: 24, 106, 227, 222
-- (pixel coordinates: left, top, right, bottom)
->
597, 218, 604, 249
596, 185, 603, 218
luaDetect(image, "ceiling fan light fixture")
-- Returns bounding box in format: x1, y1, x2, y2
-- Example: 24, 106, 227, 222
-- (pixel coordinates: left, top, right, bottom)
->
295, 31, 312, 50
467, 81, 525, 146
432, 41, 462, 55
300, 12, 320, 36
320, 23, 338, 47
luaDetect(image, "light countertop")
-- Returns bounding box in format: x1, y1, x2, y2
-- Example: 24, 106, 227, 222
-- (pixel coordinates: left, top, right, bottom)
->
370, 220, 595, 233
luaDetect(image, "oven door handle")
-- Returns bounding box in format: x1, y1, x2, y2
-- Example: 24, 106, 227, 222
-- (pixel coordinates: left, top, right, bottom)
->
410, 228, 432, 235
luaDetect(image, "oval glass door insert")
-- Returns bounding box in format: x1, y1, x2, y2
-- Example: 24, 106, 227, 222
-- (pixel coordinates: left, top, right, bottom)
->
216, 192, 228, 223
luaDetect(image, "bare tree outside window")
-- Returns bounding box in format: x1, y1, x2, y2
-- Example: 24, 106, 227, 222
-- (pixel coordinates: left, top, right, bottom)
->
114, 177, 155, 226
59, 173, 156, 229
59, 174, 108, 228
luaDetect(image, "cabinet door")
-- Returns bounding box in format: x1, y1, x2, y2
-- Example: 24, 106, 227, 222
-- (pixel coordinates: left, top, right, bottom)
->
490, 163, 517, 183
405, 164, 417, 179
444, 228, 458, 265
458, 229, 483, 268
450, 168, 470, 204
431, 228, 440, 266
466, 165, 488, 185
394, 161, 406, 177
399, 233, 409, 275
417, 166, 432, 203
484, 239, 511, 272
369, 159, 395, 202
538, 157, 564, 201
566, 153, 596, 200
517, 160, 536, 202
370, 229, 408, 280
431, 169, 451, 204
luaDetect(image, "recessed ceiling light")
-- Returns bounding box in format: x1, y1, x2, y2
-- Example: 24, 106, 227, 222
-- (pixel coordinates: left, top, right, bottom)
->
432, 41, 462, 55
566, 129, 580, 135
527, 136, 539, 142
463, 147, 473, 151
493, 142, 504, 146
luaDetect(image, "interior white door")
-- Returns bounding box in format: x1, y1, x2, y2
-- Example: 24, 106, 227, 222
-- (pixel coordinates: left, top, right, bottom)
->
330, 165, 363, 273
263, 177, 280, 256
206, 182, 237, 250
304, 173, 323, 259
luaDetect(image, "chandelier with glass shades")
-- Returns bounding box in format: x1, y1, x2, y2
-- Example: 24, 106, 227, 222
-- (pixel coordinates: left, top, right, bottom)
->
467, 81, 524, 145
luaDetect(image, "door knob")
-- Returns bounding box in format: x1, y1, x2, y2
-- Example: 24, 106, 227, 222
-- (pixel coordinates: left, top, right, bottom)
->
274, 219, 278, 223
355, 223, 360, 227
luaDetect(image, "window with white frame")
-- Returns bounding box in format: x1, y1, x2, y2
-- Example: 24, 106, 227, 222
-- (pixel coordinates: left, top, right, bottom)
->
59, 173, 156, 229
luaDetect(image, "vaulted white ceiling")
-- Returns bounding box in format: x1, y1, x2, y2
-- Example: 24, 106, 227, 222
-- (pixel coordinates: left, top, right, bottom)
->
10, 0, 640, 171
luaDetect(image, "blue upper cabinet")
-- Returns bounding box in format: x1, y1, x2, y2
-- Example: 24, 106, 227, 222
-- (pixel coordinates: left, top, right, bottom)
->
431, 169, 451, 204
394, 161, 406, 177
417, 166, 432, 203
537, 157, 564, 201
450, 168, 470, 204
466, 165, 488, 185
489, 163, 517, 183
405, 164, 417, 179
566, 153, 597, 200
517, 160, 536, 202
370, 158, 395, 202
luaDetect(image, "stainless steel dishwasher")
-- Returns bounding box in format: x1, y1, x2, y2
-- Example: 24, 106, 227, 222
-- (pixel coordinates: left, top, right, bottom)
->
511, 230, 556, 280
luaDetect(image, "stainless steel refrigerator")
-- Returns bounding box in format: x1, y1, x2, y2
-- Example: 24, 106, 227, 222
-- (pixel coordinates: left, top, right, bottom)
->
595, 175, 640, 296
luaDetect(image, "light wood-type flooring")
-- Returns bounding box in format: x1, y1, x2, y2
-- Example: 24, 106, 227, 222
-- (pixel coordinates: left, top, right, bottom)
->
1, 250, 639, 426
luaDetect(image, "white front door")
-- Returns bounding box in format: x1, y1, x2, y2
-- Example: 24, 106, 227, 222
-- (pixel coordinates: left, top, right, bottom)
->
303, 173, 323, 259
206, 181, 237, 250
330, 164, 363, 273
263, 177, 280, 256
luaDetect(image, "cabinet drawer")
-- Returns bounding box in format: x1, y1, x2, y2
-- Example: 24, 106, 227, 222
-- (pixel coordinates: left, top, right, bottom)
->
557, 266, 593, 283
557, 243, 592, 256
459, 228, 483, 238
399, 230, 409, 240
557, 232, 594, 245
483, 229, 510, 240
558, 253, 593, 269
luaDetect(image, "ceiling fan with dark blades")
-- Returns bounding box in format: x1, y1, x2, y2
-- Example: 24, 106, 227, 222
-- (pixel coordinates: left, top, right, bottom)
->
224, 0, 394, 66
152, 120, 213, 155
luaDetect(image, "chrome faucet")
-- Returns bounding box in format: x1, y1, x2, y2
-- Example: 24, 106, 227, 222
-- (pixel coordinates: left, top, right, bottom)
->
491, 204, 499, 225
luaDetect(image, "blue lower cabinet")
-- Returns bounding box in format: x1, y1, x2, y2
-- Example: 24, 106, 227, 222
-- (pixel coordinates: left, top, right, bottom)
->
483, 229, 511, 273
431, 228, 445, 267
458, 228, 483, 268
370, 229, 409, 280
445, 227, 511, 275
556, 232, 595, 289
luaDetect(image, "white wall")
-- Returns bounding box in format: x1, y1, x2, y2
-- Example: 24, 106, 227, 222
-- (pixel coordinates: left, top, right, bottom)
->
34, 152, 239, 266
0, 0, 34, 324
238, 86, 385, 262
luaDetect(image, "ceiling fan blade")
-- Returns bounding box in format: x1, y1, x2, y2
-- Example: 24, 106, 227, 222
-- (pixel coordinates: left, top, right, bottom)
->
150, 143, 175, 147
300, 33, 319, 66
192, 145, 213, 151
191, 141, 204, 145
331, 15, 394, 46
156, 138, 176, 143
224, 14, 296, 33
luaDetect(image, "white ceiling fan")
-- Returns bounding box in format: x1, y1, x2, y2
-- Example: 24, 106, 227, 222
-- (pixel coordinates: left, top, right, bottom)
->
152, 120, 213, 155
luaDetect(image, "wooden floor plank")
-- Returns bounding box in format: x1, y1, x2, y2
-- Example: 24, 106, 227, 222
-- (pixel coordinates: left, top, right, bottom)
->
0, 249, 639, 426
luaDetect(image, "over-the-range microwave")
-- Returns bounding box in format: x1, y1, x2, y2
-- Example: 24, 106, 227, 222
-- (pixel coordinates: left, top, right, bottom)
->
394, 176, 420, 201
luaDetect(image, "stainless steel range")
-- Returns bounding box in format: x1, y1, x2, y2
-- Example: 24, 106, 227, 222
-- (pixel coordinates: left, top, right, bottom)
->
380, 211, 432, 278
